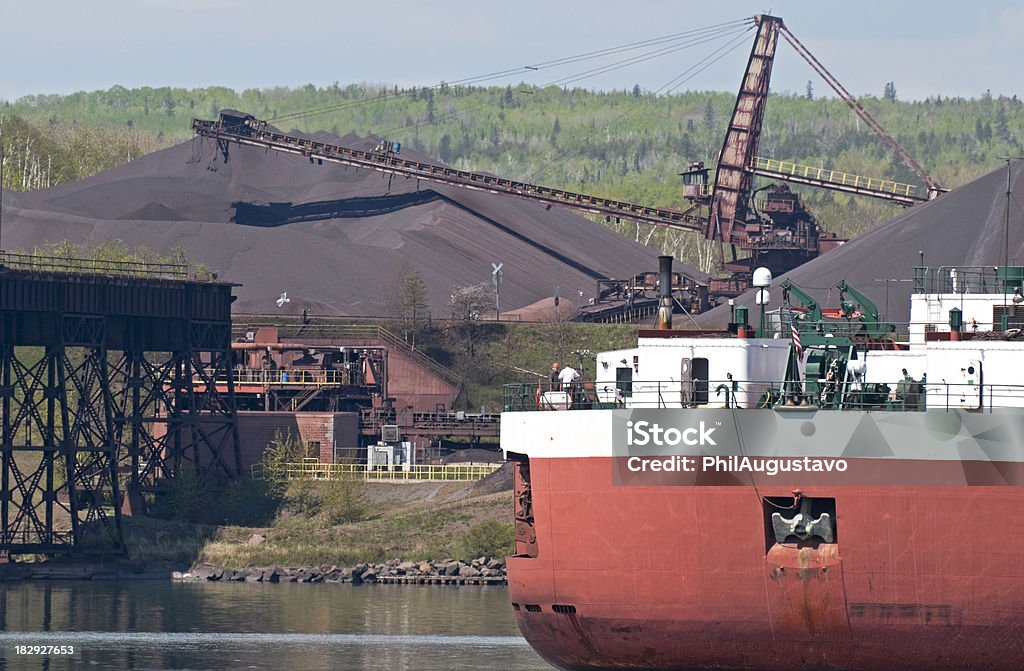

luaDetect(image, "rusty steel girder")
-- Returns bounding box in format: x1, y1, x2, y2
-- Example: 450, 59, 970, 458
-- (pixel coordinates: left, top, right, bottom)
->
708, 14, 782, 249
0, 265, 240, 556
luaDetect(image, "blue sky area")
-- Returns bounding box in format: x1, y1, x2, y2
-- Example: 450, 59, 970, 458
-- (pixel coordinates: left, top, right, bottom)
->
1, 0, 1020, 102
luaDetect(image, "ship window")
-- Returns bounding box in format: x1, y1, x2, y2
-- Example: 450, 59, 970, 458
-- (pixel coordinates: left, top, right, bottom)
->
552, 604, 577, 614
524, 604, 542, 613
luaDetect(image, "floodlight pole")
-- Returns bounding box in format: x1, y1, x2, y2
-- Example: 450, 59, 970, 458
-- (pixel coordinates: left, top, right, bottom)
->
1005, 157, 1011, 330
752, 267, 772, 338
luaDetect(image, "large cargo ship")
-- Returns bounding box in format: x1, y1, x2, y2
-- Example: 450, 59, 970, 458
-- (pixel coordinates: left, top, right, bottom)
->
501, 257, 1024, 670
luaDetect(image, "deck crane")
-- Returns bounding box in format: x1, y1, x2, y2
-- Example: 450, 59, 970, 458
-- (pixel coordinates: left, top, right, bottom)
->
780, 278, 823, 324
192, 14, 942, 313
781, 277, 896, 344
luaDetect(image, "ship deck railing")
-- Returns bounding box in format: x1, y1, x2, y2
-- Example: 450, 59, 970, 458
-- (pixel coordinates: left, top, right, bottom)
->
503, 380, 1024, 413
914, 265, 1024, 296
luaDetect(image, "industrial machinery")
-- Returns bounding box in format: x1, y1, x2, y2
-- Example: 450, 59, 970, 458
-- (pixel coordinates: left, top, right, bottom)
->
779, 277, 897, 345
678, 15, 943, 283
192, 15, 942, 312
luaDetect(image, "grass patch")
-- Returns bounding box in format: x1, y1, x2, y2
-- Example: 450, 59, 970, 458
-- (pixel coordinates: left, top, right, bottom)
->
460, 519, 515, 559
123, 516, 218, 564
124, 478, 514, 569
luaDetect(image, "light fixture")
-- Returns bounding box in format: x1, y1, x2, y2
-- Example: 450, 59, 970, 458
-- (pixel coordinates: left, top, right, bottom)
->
752, 267, 773, 288
752, 267, 772, 337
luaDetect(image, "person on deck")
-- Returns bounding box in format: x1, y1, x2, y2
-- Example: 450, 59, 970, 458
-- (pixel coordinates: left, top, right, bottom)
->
549, 363, 561, 391
558, 365, 581, 405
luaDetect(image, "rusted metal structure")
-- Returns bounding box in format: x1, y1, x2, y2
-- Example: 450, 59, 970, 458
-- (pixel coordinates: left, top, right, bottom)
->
227, 322, 498, 450
228, 339, 387, 413
359, 407, 500, 442
193, 113, 714, 311
0, 254, 240, 556
195, 112, 707, 232
778, 23, 945, 201
704, 15, 783, 264
682, 15, 931, 277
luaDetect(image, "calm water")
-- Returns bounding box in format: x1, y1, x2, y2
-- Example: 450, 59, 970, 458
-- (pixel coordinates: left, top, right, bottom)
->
0, 581, 554, 670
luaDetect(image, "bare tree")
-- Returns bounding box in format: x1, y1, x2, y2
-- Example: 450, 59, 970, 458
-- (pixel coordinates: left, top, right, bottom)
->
386, 262, 430, 347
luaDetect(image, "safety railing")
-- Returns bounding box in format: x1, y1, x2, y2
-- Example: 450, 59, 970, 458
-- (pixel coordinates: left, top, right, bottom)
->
750, 157, 917, 197
0, 251, 189, 280
503, 379, 1024, 413
913, 265, 1024, 296
502, 380, 756, 411
251, 459, 502, 481
227, 368, 356, 386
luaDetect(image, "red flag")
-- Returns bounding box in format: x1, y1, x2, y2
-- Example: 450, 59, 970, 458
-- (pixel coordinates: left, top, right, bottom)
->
791, 322, 803, 360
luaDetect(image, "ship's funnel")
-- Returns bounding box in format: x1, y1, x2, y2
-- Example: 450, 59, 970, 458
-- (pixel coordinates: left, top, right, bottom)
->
655, 255, 673, 330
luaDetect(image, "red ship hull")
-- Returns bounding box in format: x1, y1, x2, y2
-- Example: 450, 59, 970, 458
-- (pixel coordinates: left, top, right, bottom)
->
507, 456, 1024, 671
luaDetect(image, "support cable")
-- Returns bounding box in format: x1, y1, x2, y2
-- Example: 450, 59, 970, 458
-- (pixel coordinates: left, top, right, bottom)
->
778, 25, 943, 195
526, 23, 755, 183
268, 18, 754, 125
370, 22, 753, 149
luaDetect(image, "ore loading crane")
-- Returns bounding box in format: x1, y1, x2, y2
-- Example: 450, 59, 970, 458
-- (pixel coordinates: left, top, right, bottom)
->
679, 14, 945, 284
192, 110, 717, 313
192, 14, 942, 312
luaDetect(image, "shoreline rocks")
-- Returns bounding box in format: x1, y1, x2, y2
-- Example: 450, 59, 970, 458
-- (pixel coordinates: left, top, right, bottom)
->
0, 557, 507, 585
172, 556, 507, 586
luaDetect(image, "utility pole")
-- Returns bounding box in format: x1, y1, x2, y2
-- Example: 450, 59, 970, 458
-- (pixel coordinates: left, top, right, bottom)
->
873, 278, 911, 324
999, 156, 1023, 330
491, 262, 503, 321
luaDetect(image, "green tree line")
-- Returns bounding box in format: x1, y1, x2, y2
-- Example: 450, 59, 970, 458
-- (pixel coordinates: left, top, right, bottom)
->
0, 113, 162, 190
3, 83, 1022, 268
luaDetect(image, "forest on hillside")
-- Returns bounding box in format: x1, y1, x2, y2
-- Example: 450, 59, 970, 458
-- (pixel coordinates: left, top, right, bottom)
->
2, 82, 1022, 270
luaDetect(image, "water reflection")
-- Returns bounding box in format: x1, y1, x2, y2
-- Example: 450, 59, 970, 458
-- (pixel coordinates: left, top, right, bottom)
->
0, 581, 552, 671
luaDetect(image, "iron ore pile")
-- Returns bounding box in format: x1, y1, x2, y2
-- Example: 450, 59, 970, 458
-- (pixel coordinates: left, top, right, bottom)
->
1, 130, 695, 318
697, 160, 1024, 329
4, 127, 1022, 325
